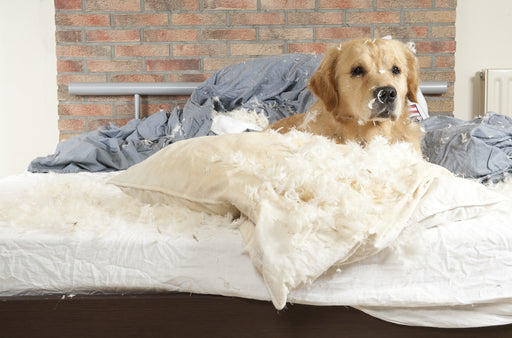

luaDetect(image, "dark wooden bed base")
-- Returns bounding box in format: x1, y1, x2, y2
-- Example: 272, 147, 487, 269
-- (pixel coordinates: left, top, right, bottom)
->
1, 293, 511, 338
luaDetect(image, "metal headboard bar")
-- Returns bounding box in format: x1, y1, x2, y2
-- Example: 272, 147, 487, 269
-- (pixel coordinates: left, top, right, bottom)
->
69, 82, 199, 119
69, 81, 447, 119
419, 81, 448, 95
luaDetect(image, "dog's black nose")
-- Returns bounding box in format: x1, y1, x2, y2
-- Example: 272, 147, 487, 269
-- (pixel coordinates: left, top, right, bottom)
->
374, 86, 397, 104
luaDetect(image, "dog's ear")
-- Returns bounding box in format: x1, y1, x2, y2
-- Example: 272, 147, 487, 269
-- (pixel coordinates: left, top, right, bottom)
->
404, 42, 419, 103
308, 46, 340, 112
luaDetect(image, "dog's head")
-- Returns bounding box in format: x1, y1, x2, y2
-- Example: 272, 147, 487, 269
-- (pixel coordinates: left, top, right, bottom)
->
309, 38, 419, 123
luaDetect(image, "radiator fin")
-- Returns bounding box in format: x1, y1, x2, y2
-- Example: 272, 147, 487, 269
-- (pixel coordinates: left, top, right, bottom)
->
484, 69, 512, 117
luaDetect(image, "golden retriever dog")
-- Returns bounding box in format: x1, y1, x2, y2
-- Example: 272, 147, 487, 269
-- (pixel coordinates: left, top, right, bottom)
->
268, 38, 423, 152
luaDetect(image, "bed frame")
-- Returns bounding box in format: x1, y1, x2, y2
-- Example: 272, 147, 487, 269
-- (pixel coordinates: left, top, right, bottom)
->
3, 81, 510, 337
1, 293, 511, 338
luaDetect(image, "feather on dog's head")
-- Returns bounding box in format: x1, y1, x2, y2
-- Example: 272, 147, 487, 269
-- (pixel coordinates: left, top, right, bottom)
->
308, 38, 419, 123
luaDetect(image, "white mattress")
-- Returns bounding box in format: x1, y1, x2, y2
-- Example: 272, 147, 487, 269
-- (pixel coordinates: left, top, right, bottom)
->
1, 171, 512, 328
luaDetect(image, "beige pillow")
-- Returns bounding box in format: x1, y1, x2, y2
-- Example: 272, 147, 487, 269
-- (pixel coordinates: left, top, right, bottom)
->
108, 132, 292, 216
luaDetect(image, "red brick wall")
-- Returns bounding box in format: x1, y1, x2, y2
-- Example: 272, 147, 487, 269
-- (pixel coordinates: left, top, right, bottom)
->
55, 0, 456, 140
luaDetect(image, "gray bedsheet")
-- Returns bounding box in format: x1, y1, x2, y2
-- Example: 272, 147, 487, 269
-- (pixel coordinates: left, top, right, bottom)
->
28, 52, 512, 182
422, 112, 512, 182
29, 53, 322, 173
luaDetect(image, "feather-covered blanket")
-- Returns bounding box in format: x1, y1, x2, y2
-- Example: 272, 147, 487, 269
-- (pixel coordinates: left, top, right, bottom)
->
235, 134, 449, 308
19, 131, 452, 308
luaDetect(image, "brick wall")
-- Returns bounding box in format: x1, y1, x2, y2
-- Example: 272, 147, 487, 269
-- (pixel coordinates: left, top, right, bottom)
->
55, 0, 456, 140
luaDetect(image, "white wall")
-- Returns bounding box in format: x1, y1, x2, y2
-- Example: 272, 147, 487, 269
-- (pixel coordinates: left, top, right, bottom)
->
455, 0, 512, 120
0, 0, 58, 178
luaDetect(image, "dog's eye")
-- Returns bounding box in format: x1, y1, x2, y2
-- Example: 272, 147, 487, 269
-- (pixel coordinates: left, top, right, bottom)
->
392, 66, 401, 75
351, 66, 365, 77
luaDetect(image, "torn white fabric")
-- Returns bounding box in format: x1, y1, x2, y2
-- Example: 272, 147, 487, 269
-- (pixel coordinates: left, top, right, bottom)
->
234, 133, 448, 309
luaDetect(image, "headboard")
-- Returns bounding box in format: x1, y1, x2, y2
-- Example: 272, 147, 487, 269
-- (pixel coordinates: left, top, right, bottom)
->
68, 81, 448, 119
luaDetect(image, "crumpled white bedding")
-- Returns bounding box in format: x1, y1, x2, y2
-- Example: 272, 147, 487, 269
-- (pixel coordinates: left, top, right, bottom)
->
108, 131, 446, 310
1, 138, 512, 328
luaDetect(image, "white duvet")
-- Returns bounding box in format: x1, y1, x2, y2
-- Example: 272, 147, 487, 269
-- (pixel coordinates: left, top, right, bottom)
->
1, 132, 512, 328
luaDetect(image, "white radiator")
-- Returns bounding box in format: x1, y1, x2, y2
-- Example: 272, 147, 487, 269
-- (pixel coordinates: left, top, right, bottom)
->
483, 69, 512, 116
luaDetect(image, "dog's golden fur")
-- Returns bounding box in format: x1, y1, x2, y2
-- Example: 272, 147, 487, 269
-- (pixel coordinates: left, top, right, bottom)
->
268, 38, 423, 152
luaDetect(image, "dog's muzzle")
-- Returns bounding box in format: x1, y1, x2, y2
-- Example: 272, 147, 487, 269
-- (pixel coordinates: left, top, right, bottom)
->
371, 86, 397, 120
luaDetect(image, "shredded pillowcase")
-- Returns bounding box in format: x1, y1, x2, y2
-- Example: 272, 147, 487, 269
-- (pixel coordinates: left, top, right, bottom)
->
109, 131, 450, 309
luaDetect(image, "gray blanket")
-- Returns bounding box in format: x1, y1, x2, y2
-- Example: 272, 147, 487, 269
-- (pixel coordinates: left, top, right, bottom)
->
422, 112, 512, 182
29, 53, 512, 183
29, 53, 322, 173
